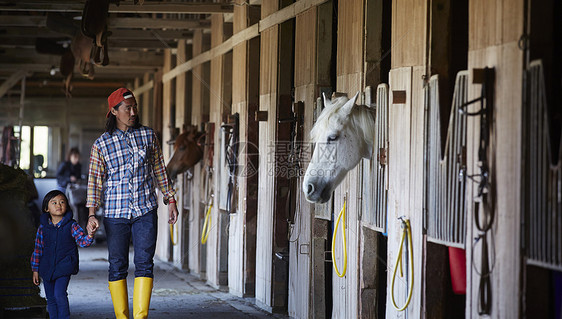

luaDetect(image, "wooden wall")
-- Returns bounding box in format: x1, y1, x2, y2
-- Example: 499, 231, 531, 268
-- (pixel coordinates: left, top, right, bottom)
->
228, 0, 260, 298
255, 22, 279, 310
143, 1, 529, 318
175, 39, 192, 270
385, 0, 427, 318
330, 0, 364, 318
387, 65, 426, 318
255, 0, 296, 311
466, 0, 524, 318
172, 39, 189, 269
289, 6, 317, 318
188, 29, 211, 277
391, 0, 427, 68
155, 48, 175, 263
206, 14, 232, 289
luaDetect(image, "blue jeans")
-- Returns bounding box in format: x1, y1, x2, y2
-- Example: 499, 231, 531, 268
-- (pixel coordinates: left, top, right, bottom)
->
104, 210, 158, 281
43, 275, 71, 319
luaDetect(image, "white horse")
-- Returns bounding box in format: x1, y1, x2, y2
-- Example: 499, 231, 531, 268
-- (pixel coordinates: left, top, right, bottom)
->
302, 92, 376, 203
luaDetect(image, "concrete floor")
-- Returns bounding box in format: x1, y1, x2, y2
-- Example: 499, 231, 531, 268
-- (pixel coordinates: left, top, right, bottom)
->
48, 244, 288, 319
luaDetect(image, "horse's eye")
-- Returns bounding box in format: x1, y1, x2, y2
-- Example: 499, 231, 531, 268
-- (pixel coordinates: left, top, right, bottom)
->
327, 135, 339, 142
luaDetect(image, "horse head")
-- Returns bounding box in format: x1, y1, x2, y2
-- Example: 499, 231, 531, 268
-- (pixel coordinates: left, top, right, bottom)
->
302, 92, 375, 203
166, 126, 204, 180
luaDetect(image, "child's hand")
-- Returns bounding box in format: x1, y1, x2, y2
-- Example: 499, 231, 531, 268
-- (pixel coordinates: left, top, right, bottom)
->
86, 223, 97, 238
32, 271, 40, 286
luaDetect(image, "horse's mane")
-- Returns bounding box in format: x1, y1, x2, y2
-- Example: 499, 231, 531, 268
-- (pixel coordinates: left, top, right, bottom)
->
310, 96, 376, 150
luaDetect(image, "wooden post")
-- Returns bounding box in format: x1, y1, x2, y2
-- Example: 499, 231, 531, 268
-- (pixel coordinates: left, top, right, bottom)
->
206, 13, 233, 289
229, 0, 261, 298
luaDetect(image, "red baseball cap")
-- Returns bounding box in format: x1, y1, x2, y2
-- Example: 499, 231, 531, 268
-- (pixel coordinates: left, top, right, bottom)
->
107, 88, 135, 118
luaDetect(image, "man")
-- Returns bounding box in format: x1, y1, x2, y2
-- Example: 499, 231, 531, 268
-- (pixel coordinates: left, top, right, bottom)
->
86, 88, 178, 319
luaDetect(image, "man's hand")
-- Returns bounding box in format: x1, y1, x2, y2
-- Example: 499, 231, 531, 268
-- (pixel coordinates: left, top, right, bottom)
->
86, 222, 97, 237
32, 271, 40, 286
87, 207, 100, 233
168, 202, 178, 224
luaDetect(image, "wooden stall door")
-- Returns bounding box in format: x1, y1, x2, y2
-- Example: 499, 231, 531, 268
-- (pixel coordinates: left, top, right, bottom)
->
228, 0, 260, 298
332, 0, 364, 317
386, 66, 426, 319
255, 13, 294, 312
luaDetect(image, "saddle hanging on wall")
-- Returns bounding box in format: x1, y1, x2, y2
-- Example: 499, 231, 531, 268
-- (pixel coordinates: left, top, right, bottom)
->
81, 0, 112, 66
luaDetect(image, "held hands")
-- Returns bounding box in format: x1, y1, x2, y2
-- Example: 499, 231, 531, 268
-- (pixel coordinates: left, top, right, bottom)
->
86, 218, 98, 238
87, 215, 99, 238
87, 207, 99, 237
32, 271, 40, 286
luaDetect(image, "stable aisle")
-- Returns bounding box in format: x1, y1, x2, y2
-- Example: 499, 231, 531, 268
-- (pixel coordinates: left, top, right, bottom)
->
60, 244, 287, 319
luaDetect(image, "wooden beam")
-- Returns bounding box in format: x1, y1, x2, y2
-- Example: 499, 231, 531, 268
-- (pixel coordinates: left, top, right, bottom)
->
108, 18, 210, 30
0, 97, 105, 108
0, 70, 30, 98
162, 0, 328, 83
258, 0, 327, 31
24, 80, 127, 88
0, 63, 157, 74
0, 38, 179, 50
0, 2, 234, 14
163, 23, 258, 83
0, 27, 194, 40
133, 80, 154, 96
1, 48, 165, 66
0, 16, 210, 30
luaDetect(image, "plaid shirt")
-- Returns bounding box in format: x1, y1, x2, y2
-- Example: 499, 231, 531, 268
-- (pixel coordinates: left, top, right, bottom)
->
30, 221, 93, 272
86, 126, 175, 219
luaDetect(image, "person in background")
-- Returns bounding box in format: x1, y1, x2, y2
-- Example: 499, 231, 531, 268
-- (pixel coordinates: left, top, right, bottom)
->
56, 147, 82, 192
31, 190, 96, 319
86, 88, 178, 319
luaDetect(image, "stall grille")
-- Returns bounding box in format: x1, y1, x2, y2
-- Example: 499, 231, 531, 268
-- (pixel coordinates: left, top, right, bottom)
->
362, 84, 389, 233
424, 72, 469, 248
523, 60, 562, 271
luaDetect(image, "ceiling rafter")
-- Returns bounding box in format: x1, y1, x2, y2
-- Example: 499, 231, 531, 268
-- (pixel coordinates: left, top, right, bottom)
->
0, 15, 211, 30
0, 70, 31, 98
0, 1, 233, 14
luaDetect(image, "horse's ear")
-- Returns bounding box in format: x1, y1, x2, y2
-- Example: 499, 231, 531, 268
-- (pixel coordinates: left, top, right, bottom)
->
341, 92, 359, 116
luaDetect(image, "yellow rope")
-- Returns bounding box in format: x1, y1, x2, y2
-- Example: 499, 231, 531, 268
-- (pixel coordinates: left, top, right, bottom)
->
331, 198, 347, 277
169, 223, 177, 246
391, 218, 414, 311
201, 199, 213, 244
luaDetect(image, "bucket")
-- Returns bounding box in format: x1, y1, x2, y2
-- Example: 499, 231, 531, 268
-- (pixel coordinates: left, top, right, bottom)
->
449, 246, 466, 294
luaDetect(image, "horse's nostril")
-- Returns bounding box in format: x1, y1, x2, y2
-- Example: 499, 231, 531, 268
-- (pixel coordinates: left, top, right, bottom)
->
306, 184, 314, 196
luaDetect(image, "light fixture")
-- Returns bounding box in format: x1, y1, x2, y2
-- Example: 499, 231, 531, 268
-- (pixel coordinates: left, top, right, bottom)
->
50, 66, 59, 76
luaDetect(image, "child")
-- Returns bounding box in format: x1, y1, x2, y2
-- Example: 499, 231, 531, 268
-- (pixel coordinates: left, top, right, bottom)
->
30, 190, 96, 319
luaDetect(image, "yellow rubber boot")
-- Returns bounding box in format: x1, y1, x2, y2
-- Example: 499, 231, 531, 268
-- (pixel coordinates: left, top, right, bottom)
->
133, 277, 153, 319
108, 279, 129, 319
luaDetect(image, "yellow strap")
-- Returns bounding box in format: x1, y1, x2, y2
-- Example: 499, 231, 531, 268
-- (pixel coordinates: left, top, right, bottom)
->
169, 223, 177, 246
391, 219, 414, 311
332, 198, 347, 277
201, 201, 213, 244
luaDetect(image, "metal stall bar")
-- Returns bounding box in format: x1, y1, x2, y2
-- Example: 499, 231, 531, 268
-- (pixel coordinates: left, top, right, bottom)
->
425, 71, 469, 248
362, 84, 389, 233
524, 60, 562, 271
